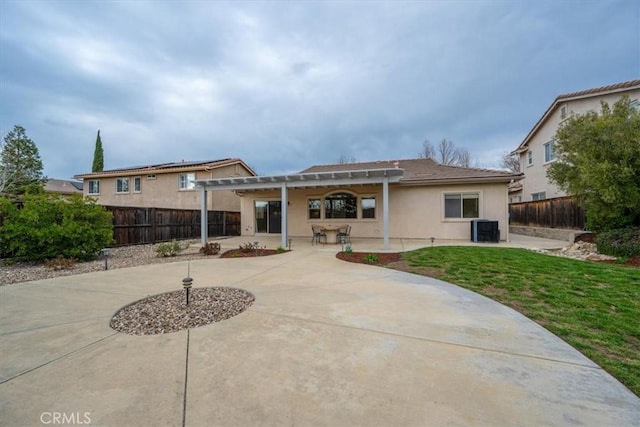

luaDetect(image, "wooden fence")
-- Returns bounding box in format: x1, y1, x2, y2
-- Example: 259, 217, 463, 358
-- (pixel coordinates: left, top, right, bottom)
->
509, 196, 585, 230
106, 206, 241, 246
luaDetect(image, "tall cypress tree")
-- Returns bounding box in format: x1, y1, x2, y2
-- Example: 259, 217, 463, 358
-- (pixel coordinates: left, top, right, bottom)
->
92, 130, 104, 172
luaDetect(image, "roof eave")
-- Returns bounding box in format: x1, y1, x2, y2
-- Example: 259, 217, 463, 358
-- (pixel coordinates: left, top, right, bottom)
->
74, 159, 252, 180
515, 82, 640, 153
399, 175, 521, 186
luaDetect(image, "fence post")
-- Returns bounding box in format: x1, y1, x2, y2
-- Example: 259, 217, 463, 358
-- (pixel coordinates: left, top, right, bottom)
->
150, 208, 156, 244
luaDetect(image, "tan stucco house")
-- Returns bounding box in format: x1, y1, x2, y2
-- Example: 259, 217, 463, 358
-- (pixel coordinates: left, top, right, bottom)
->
512, 79, 640, 202
195, 158, 521, 249
74, 158, 256, 211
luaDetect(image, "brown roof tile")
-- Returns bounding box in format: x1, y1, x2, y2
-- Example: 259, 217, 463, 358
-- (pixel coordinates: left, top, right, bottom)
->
301, 158, 520, 184
557, 79, 640, 100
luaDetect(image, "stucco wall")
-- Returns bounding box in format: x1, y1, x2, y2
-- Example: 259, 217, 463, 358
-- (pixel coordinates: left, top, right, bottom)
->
83, 164, 250, 211
520, 89, 640, 201
239, 182, 510, 241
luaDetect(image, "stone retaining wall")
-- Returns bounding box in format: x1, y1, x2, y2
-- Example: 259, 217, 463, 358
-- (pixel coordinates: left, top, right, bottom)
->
509, 225, 588, 242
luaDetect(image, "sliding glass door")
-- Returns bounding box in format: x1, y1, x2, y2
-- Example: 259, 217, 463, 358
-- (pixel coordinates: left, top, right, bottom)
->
255, 200, 281, 233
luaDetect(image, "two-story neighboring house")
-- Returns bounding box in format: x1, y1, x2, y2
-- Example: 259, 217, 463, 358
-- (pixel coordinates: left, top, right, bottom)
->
511, 79, 640, 202
74, 158, 256, 211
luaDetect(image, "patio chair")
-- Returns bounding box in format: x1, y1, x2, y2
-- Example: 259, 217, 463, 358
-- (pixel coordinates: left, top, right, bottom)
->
311, 225, 327, 245
336, 224, 351, 244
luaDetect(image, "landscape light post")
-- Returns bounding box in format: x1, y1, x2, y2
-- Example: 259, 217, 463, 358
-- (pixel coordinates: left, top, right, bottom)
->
102, 248, 110, 270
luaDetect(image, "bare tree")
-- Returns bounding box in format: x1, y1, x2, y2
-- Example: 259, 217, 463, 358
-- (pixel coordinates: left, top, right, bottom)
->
456, 147, 472, 168
437, 138, 459, 165
337, 154, 356, 164
500, 151, 521, 173
418, 139, 435, 159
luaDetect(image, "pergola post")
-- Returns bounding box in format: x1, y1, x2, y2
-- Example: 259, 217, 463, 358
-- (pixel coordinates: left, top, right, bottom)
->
200, 187, 208, 246
383, 176, 390, 250
281, 183, 288, 247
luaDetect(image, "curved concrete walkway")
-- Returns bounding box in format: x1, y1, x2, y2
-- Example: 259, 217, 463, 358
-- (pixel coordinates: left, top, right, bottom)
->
1, 240, 639, 426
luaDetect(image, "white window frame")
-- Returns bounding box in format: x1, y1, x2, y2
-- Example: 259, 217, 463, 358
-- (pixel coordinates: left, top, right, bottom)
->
442, 191, 481, 221
560, 105, 568, 119
308, 198, 322, 220
526, 150, 533, 166
532, 192, 546, 201
179, 172, 196, 190
133, 176, 141, 193
361, 196, 376, 219
544, 141, 556, 163
116, 177, 129, 194
88, 179, 100, 195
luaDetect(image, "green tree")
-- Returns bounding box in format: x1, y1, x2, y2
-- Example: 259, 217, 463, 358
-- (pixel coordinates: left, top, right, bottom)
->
0, 193, 114, 261
0, 125, 45, 195
92, 129, 104, 172
547, 96, 640, 231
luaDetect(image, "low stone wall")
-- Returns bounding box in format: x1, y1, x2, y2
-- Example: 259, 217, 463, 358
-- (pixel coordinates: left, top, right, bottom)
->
509, 225, 588, 242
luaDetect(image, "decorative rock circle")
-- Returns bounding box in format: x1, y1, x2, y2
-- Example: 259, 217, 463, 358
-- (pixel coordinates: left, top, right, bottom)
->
110, 287, 255, 335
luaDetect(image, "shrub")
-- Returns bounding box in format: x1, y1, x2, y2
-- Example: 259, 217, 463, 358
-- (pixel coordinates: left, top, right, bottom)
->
596, 227, 640, 258
364, 253, 379, 263
155, 240, 182, 257
239, 242, 255, 253
0, 194, 113, 261
276, 246, 286, 253
199, 242, 221, 255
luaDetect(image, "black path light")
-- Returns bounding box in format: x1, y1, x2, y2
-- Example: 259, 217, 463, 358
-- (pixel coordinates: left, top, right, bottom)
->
287, 238, 292, 250
102, 248, 110, 270
182, 261, 193, 305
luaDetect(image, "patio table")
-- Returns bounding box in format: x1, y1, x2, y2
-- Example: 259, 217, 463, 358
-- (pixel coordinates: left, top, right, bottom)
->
321, 226, 342, 244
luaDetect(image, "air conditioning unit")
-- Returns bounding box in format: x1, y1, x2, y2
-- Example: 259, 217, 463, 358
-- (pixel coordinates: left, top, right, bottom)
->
471, 220, 500, 243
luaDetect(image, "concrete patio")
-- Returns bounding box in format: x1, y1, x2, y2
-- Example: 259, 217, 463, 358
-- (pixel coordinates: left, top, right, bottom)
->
1, 235, 639, 426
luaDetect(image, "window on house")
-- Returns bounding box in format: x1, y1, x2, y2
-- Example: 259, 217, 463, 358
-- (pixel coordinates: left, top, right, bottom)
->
133, 176, 141, 193
88, 180, 100, 195
361, 197, 376, 219
324, 192, 357, 219
527, 150, 533, 166
544, 141, 556, 163
179, 173, 196, 190
308, 199, 321, 219
631, 99, 639, 110
116, 177, 129, 193
532, 192, 546, 201
444, 193, 479, 219
560, 105, 568, 119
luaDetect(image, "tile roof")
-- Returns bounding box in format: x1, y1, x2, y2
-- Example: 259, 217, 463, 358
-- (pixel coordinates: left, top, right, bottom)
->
74, 158, 255, 179
301, 158, 520, 184
557, 79, 640, 101
44, 179, 83, 194
514, 79, 640, 153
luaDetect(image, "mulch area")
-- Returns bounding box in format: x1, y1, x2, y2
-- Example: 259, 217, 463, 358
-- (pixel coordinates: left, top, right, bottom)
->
335, 251, 401, 265
220, 248, 287, 258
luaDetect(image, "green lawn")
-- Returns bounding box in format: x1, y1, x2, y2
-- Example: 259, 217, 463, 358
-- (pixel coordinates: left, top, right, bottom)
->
399, 246, 640, 396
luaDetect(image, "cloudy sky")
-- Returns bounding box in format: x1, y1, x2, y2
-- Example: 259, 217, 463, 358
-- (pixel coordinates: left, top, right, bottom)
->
1, 0, 638, 179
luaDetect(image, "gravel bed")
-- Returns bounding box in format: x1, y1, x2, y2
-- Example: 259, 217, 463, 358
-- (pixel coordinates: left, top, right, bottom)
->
110, 287, 255, 335
0, 240, 212, 286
